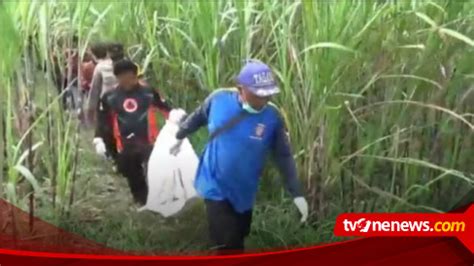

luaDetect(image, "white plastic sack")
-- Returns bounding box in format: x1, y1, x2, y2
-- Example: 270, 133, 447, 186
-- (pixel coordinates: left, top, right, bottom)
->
138, 109, 199, 217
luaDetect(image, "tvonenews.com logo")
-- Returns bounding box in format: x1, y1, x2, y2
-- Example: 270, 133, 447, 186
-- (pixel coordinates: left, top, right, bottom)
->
342, 218, 466, 233
333, 206, 474, 253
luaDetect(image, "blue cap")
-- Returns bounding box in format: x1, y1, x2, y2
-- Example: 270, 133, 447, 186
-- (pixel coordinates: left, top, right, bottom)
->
236, 59, 280, 97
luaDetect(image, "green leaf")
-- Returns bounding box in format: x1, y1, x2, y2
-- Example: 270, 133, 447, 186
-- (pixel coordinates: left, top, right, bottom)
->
299, 42, 357, 55
14, 164, 40, 192
415, 12, 438, 28
439, 27, 474, 47
396, 44, 426, 50
16, 141, 44, 166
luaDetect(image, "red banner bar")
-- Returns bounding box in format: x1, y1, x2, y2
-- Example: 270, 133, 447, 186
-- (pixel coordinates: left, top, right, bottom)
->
334, 205, 474, 252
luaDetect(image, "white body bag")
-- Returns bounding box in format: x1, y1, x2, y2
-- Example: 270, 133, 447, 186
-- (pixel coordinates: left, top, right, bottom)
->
138, 109, 199, 217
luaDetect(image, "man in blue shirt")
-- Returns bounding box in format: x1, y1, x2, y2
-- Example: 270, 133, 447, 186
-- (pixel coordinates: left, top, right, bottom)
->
170, 59, 308, 253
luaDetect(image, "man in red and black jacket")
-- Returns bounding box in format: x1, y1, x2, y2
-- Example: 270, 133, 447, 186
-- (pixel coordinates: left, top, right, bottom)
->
93, 59, 171, 205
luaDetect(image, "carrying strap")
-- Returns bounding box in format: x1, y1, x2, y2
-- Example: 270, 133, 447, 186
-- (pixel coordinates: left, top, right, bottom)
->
208, 111, 249, 141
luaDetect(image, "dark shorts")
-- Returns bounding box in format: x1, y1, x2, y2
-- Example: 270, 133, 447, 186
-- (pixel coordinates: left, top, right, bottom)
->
204, 199, 252, 253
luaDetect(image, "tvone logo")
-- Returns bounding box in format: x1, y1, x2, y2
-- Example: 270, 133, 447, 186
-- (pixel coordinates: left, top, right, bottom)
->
343, 218, 372, 233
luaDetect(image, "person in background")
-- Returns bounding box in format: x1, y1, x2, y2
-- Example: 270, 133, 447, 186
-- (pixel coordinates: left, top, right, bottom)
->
108, 42, 147, 86
50, 36, 79, 110
169, 59, 309, 254
80, 51, 96, 95
63, 36, 81, 112
86, 43, 118, 130
93, 59, 172, 205
78, 51, 96, 125
108, 42, 125, 62
87, 42, 119, 159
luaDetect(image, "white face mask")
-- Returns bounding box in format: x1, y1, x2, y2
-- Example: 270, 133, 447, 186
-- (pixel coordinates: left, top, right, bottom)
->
242, 101, 266, 114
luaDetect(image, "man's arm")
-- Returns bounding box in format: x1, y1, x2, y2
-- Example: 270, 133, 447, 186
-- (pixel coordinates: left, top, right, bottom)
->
87, 69, 102, 112
151, 89, 172, 115
272, 118, 304, 198
94, 93, 111, 139
175, 94, 213, 140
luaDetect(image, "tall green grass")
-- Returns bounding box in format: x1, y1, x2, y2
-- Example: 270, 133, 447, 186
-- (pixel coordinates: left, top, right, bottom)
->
0, 0, 473, 248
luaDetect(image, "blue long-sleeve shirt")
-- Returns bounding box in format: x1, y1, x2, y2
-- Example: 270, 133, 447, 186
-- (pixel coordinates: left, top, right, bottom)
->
176, 88, 303, 213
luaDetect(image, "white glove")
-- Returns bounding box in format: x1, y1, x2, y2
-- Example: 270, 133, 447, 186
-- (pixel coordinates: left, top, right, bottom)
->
169, 139, 184, 156
293, 197, 309, 223
168, 108, 187, 125
93, 137, 107, 158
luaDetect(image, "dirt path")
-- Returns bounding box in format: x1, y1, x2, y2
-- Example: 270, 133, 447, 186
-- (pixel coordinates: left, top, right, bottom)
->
36, 127, 324, 254
62, 129, 209, 254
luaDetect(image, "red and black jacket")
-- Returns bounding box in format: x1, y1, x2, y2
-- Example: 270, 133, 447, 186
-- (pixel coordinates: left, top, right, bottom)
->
95, 84, 171, 153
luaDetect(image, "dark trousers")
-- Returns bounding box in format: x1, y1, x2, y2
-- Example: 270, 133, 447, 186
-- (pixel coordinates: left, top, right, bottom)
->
205, 199, 252, 254
115, 145, 153, 205
104, 136, 118, 162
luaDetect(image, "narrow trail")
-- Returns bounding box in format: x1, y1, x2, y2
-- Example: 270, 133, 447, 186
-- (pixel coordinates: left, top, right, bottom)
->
33, 124, 325, 253
60, 129, 209, 254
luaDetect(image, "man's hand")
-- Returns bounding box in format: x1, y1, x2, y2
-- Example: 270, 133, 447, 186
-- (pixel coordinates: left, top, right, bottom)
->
169, 139, 183, 156
168, 108, 187, 125
93, 137, 107, 158
168, 108, 187, 156
293, 197, 309, 223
